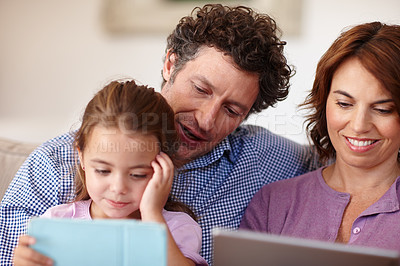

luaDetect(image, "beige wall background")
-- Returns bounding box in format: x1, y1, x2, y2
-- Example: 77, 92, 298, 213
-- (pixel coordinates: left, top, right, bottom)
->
1, 0, 399, 145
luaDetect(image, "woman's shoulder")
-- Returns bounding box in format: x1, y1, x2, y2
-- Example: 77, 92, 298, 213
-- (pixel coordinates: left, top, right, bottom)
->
267, 168, 321, 189
253, 168, 323, 203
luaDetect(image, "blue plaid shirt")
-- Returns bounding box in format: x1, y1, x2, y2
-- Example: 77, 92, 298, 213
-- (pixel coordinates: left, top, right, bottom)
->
0, 125, 319, 265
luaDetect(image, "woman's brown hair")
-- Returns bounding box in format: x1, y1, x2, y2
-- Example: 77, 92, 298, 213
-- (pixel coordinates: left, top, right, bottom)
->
301, 22, 400, 163
73, 80, 196, 219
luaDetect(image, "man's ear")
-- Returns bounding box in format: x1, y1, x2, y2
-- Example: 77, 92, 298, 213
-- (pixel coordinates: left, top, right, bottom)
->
162, 49, 176, 82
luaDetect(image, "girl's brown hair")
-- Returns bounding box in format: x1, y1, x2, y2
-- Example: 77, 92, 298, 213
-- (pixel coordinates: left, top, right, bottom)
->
73, 80, 195, 219
301, 22, 400, 163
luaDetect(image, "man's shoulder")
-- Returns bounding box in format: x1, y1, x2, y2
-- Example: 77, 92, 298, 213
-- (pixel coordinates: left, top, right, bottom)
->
228, 125, 319, 177
32, 132, 76, 159
17, 131, 77, 175
230, 124, 308, 151
40, 132, 75, 150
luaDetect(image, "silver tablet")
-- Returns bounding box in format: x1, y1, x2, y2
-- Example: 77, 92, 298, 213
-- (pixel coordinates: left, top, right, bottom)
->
213, 229, 399, 266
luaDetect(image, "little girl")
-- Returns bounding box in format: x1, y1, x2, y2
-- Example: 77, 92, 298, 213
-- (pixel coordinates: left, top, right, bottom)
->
13, 80, 208, 266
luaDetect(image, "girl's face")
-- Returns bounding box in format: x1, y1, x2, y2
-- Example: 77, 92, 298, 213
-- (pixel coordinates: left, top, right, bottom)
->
79, 126, 160, 219
326, 57, 400, 170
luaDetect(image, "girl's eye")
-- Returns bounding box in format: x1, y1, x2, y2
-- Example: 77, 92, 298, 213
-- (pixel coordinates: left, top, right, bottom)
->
130, 174, 148, 179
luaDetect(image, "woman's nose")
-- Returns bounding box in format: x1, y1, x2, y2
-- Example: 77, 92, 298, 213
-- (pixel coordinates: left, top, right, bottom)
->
350, 107, 372, 134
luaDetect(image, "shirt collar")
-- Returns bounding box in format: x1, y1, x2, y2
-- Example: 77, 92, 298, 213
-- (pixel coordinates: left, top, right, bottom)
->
178, 136, 232, 170
363, 175, 400, 216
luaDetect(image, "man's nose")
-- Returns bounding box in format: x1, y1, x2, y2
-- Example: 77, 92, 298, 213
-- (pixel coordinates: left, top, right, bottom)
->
198, 101, 219, 132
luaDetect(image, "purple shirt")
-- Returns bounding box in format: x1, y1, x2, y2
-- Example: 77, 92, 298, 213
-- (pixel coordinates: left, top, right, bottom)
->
41, 200, 208, 265
240, 167, 400, 251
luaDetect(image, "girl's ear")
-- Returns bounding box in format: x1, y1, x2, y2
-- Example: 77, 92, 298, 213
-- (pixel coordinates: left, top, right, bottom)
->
77, 148, 85, 170
162, 49, 176, 82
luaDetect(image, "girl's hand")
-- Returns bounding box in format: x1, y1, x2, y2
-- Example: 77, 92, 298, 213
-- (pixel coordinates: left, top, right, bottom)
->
140, 153, 196, 266
140, 152, 174, 221
13, 235, 53, 266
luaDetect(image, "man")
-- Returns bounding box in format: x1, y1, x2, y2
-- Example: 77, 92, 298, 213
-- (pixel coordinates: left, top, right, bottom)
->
0, 4, 319, 265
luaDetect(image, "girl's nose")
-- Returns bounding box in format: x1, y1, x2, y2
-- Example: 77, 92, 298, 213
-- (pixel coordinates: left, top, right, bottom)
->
110, 174, 127, 194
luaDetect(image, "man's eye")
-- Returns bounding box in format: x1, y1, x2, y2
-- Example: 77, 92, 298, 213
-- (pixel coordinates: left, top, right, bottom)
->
374, 108, 393, 114
194, 85, 207, 94
225, 106, 240, 117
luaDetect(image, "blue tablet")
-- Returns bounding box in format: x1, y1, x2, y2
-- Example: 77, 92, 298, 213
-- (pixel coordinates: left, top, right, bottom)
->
28, 218, 167, 266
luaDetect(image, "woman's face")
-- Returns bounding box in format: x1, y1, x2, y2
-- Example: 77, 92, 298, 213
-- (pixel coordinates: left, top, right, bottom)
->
326, 57, 400, 170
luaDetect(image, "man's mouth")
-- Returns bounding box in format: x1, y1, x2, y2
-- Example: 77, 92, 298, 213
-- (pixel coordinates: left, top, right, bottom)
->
181, 124, 202, 141
176, 121, 210, 145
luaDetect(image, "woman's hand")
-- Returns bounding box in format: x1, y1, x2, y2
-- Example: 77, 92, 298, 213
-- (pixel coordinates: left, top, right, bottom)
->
140, 152, 174, 221
13, 235, 53, 266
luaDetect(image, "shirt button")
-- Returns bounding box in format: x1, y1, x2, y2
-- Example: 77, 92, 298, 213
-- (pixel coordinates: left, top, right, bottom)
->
353, 227, 361, 234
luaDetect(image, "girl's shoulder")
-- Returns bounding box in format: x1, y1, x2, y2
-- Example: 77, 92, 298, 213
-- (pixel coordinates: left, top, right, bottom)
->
162, 209, 199, 230
40, 199, 91, 219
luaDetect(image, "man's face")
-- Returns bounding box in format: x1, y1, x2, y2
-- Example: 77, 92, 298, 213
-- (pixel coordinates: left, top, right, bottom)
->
161, 46, 259, 163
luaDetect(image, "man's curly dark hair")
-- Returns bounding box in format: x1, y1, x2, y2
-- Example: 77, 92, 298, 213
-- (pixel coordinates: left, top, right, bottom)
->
162, 4, 294, 115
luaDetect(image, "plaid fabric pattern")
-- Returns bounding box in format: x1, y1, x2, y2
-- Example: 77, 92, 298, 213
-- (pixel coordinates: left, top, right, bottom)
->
0, 125, 319, 265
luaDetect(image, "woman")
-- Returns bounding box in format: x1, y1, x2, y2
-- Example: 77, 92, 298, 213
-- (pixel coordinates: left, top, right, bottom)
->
240, 21, 400, 251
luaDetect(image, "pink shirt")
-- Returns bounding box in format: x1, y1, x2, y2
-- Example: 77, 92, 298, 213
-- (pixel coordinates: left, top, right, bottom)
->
240, 167, 400, 252
42, 200, 208, 265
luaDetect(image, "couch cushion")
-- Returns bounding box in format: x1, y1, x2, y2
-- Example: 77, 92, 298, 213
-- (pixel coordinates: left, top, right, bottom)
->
0, 138, 38, 200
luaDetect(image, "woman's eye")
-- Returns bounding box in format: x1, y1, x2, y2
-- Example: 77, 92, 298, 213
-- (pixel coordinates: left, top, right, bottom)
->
95, 169, 110, 175
336, 101, 352, 108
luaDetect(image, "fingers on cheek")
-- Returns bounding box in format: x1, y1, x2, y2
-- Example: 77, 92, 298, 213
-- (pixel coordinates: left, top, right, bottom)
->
152, 161, 161, 171
159, 154, 173, 169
